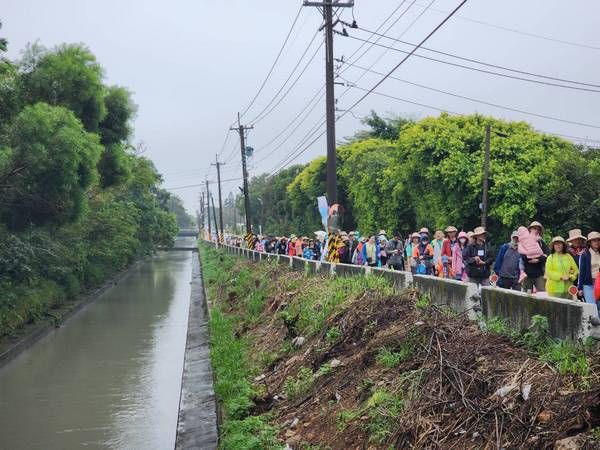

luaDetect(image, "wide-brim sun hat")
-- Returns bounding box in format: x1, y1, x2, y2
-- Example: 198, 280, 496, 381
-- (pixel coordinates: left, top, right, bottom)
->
419, 227, 430, 234
567, 229, 586, 243
378, 229, 386, 236
588, 231, 600, 242
472, 226, 487, 237
551, 236, 566, 245
445, 226, 458, 233
411, 232, 420, 239
528, 221, 544, 233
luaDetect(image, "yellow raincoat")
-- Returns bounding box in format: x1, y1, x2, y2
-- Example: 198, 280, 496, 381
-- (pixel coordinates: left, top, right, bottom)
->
545, 253, 578, 298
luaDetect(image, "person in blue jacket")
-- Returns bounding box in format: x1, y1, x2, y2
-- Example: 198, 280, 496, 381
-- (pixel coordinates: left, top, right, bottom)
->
361, 235, 381, 267
494, 231, 521, 290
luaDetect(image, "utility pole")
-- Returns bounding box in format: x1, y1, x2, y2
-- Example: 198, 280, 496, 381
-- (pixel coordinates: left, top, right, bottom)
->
210, 193, 219, 244
200, 191, 205, 236
205, 179, 212, 240
230, 113, 254, 235
303, 0, 354, 205
212, 155, 225, 242
481, 124, 491, 228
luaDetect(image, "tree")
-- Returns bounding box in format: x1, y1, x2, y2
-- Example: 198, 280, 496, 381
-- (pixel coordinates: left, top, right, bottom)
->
97, 143, 132, 188
99, 85, 137, 146
0, 103, 102, 229
21, 43, 106, 132
166, 194, 195, 228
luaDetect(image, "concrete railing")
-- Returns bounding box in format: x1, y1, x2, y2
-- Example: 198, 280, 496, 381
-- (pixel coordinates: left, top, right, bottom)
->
209, 242, 600, 341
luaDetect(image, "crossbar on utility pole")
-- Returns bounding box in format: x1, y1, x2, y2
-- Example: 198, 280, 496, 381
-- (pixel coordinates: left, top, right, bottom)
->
211, 155, 225, 241
230, 113, 254, 235
303, 0, 353, 205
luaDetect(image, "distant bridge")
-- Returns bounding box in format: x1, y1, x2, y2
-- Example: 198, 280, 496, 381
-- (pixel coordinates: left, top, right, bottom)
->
163, 228, 199, 251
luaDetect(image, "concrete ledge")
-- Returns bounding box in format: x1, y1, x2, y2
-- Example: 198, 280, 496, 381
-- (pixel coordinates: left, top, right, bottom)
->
278, 255, 291, 266
318, 261, 332, 276
413, 275, 479, 317
291, 256, 306, 272
370, 267, 412, 290
333, 263, 366, 277
481, 287, 598, 340
305, 260, 317, 274
176, 255, 218, 450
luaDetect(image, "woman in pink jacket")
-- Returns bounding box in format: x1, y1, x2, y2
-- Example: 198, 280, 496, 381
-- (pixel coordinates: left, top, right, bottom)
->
451, 231, 469, 281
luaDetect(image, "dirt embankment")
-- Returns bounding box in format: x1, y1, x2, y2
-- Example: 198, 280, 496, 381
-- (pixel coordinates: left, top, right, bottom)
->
209, 250, 600, 449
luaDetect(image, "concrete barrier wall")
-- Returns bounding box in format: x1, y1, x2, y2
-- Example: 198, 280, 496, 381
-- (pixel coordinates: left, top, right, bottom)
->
413, 275, 479, 318
481, 288, 598, 341
211, 242, 599, 341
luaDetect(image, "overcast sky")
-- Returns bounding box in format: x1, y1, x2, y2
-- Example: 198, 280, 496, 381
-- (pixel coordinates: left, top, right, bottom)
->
3, 0, 600, 212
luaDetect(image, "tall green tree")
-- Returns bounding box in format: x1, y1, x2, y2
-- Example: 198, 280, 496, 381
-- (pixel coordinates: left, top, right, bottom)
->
0, 103, 102, 229
21, 43, 106, 132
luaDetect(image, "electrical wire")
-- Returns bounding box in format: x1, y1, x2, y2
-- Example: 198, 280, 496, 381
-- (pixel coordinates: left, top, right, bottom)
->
250, 38, 324, 126
337, 0, 470, 123
342, 34, 600, 93
349, 24, 600, 88
238, 5, 304, 121
247, 30, 321, 125
413, 2, 600, 51
343, 61, 600, 129
165, 177, 244, 191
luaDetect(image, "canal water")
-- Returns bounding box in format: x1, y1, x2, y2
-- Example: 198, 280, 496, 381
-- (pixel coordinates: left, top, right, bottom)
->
0, 251, 193, 450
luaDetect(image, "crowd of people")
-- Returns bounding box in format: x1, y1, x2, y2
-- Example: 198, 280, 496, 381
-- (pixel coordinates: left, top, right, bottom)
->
224, 221, 600, 312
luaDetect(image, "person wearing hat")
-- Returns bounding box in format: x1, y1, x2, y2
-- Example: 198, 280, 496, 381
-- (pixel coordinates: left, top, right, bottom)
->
463, 227, 494, 286
494, 231, 522, 291
578, 231, 600, 312
385, 231, 405, 271
412, 232, 434, 275
441, 226, 459, 277
567, 229, 587, 267
343, 231, 359, 264
545, 236, 578, 299
520, 221, 549, 293
451, 231, 469, 281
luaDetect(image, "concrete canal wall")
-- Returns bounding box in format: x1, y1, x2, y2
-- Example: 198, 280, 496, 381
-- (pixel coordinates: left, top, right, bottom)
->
175, 255, 218, 450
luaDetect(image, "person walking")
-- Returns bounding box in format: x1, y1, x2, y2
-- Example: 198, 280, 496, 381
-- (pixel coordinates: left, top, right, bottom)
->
431, 230, 445, 277
361, 235, 380, 267
520, 221, 549, 293
567, 229, 587, 268
494, 231, 521, 290
442, 226, 459, 277
412, 233, 434, 275
385, 231, 405, 270
451, 231, 469, 281
464, 227, 494, 286
545, 236, 578, 299
578, 231, 600, 313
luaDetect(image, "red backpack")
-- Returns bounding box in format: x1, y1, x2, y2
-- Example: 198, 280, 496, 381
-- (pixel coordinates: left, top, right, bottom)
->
594, 271, 600, 301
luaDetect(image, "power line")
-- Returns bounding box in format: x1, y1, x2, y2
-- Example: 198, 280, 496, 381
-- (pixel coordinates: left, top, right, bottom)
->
342, 34, 600, 93
349, 24, 600, 89
165, 177, 244, 191
250, 38, 324, 126
238, 5, 304, 121
247, 30, 322, 124
342, 61, 600, 129
337, 0, 470, 124
413, 2, 600, 51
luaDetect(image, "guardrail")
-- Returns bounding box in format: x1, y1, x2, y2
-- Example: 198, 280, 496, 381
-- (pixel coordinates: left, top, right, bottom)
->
207, 242, 600, 342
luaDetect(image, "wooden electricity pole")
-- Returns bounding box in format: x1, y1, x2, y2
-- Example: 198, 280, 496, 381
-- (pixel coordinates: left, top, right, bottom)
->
212, 155, 225, 241
481, 124, 491, 228
303, 0, 354, 205
231, 113, 254, 235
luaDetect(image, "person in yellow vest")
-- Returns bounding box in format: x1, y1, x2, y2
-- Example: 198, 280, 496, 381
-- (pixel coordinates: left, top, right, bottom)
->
545, 236, 578, 299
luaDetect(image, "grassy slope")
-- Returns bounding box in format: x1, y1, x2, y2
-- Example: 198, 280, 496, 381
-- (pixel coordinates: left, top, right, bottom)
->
201, 244, 600, 450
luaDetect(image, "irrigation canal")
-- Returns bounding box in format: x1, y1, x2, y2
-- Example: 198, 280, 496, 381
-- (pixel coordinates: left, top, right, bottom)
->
0, 235, 216, 450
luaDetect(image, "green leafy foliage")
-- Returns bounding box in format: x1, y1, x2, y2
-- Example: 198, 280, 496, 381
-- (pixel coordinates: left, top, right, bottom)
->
21, 43, 106, 132
1, 103, 103, 229
283, 367, 314, 401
